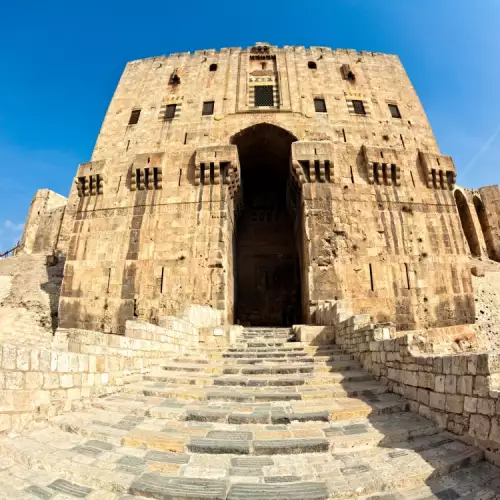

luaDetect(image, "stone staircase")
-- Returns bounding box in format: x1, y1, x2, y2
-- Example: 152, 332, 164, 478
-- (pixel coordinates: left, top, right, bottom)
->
0, 328, 499, 499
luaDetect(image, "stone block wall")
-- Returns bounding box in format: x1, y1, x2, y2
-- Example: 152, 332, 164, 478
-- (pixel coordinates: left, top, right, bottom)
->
324, 302, 500, 461
20, 189, 67, 255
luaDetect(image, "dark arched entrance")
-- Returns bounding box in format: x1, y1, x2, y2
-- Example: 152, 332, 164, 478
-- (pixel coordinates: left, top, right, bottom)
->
231, 124, 302, 326
454, 190, 481, 257
473, 195, 497, 260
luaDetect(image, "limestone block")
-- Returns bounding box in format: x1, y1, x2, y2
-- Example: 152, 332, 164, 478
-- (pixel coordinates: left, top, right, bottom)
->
471, 265, 485, 277
429, 391, 445, 410
457, 375, 473, 395
464, 396, 478, 413
477, 398, 495, 416
445, 394, 464, 414
469, 414, 491, 441
444, 375, 457, 394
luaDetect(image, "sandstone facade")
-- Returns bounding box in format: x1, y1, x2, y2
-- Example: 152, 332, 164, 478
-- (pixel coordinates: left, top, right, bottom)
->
19, 42, 500, 335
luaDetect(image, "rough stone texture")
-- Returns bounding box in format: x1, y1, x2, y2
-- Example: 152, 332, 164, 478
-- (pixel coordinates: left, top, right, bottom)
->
19, 42, 500, 335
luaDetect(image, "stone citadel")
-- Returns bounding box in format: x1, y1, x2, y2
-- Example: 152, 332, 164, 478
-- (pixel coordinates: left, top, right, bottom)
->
0, 43, 499, 498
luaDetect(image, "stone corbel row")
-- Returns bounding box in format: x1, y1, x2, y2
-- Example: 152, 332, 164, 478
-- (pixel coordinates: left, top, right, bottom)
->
291, 141, 334, 185
419, 151, 456, 190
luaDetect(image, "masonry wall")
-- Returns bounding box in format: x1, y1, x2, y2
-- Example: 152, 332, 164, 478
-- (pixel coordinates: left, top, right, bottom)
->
58, 43, 476, 333
21, 189, 67, 255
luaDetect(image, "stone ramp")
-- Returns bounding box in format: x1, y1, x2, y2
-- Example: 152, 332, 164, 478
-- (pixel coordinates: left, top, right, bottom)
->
0, 326, 499, 499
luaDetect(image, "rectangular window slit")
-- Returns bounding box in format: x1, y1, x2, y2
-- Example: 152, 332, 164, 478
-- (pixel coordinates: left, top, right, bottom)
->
369, 264, 374, 291
106, 268, 111, 294
314, 160, 321, 182
160, 267, 164, 294
342, 128, 347, 143
153, 167, 159, 189
400, 134, 405, 149
410, 171, 415, 187
350, 166, 354, 183
184, 133, 188, 144
405, 263, 410, 290
126, 140, 130, 151
178, 168, 182, 186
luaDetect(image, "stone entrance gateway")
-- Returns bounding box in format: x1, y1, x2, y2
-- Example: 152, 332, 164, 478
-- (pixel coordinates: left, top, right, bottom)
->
231, 124, 303, 326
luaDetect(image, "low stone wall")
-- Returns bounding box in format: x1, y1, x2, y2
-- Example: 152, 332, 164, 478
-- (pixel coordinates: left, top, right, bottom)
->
0, 342, 151, 432
326, 303, 500, 463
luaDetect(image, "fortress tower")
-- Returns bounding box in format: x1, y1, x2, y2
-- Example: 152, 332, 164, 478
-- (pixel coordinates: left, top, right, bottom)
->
22, 42, 500, 334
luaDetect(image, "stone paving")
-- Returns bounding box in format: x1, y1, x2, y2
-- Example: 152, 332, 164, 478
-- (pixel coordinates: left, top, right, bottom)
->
0, 328, 499, 499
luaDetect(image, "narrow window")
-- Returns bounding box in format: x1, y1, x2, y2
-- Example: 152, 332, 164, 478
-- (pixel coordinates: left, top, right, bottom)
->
369, 264, 374, 291
209, 63, 217, 72
391, 164, 397, 185
178, 168, 182, 186
314, 98, 327, 113
388, 103, 401, 119
352, 100, 366, 115
126, 140, 130, 151
410, 171, 415, 187
128, 109, 141, 125
342, 128, 347, 143
160, 267, 164, 294
254, 86, 274, 107
400, 134, 405, 149
350, 166, 354, 183
308, 61, 317, 69
106, 268, 111, 293
165, 104, 176, 120
404, 263, 410, 289
153, 167, 159, 189
202, 101, 215, 116
183, 133, 188, 144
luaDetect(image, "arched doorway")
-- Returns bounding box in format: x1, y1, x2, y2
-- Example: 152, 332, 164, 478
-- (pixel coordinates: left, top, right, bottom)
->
454, 190, 480, 257
231, 124, 302, 326
473, 195, 496, 260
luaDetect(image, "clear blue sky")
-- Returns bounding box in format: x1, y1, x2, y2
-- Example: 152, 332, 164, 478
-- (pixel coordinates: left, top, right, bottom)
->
0, 0, 499, 251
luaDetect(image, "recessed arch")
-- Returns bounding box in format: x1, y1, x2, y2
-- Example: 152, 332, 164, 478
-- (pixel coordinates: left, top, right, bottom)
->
230, 123, 303, 326
473, 195, 497, 260
454, 189, 481, 257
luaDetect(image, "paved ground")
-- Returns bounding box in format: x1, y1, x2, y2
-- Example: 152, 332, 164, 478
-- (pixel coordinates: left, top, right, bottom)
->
0, 328, 499, 499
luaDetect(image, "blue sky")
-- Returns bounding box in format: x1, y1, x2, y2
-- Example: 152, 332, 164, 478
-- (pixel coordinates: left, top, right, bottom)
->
0, 0, 499, 251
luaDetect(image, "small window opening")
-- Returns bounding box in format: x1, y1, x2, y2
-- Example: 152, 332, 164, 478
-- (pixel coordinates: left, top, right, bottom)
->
410, 171, 415, 187
436, 157, 441, 166
391, 164, 397, 185
106, 268, 111, 294
184, 133, 188, 144
308, 61, 317, 69
261, 62, 267, 70
405, 263, 410, 289
153, 167, 159, 189
254, 86, 274, 107
369, 264, 374, 291
128, 109, 141, 125
178, 168, 182, 186
202, 101, 215, 116
160, 267, 164, 294
209, 63, 217, 72
342, 128, 347, 143
314, 97, 327, 113
126, 140, 130, 151
165, 104, 176, 120
350, 166, 354, 183
325, 160, 331, 182
388, 103, 401, 119
352, 100, 366, 115
314, 160, 321, 182
400, 134, 406, 149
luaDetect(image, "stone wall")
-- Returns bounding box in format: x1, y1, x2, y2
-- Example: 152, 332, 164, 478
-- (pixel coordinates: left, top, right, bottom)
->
20, 189, 67, 255
53, 42, 483, 333
320, 301, 500, 462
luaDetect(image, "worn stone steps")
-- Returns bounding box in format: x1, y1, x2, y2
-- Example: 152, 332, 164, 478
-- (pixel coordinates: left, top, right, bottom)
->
158, 359, 361, 375
123, 377, 389, 402
91, 391, 407, 423
0, 423, 491, 499
47, 406, 440, 457
145, 367, 366, 385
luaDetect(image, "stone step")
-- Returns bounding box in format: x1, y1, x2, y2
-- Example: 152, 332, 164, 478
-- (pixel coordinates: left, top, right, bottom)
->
157, 360, 361, 376
92, 392, 407, 423
0, 425, 490, 499
142, 369, 372, 387
48, 408, 439, 457
168, 353, 355, 365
